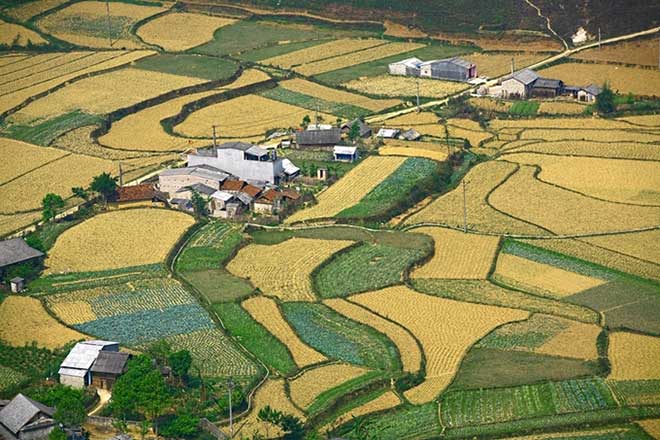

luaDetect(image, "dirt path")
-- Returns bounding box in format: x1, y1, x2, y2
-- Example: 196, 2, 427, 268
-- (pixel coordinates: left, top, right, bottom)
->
522, 0, 569, 49
88, 389, 111, 416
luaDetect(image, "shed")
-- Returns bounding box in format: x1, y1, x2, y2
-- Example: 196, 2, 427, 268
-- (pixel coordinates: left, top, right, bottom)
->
340, 119, 372, 138
388, 57, 423, 76
222, 180, 246, 193
0, 394, 55, 440
295, 128, 342, 148
531, 77, 564, 98
419, 57, 476, 82
281, 159, 300, 180
240, 184, 262, 199
400, 129, 422, 141
501, 69, 539, 99
90, 351, 130, 390
59, 341, 118, 389
577, 84, 602, 102
333, 146, 359, 163
0, 239, 44, 278
254, 189, 284, 215
9, 277, 24, 293
111, 183, 155, 204
376, 128, 401, 139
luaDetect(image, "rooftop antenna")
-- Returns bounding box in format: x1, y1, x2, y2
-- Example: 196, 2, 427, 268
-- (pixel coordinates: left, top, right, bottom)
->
105, 0, 112, 48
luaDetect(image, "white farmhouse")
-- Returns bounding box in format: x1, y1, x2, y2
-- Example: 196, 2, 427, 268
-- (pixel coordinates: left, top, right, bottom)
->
58, 341, 119, 389
388, 57, 423, 76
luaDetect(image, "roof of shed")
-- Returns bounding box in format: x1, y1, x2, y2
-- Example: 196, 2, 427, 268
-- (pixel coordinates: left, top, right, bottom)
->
60, 341, 116, 371
296, 128, 342, 145
281, 189, 301, 200
211, 190, 235, 202
114, 184, 155, 202
91, 351, 129, 375
222, 180, 246, 192
401, 129, 422, 141
241, 184, 262, 198
0, 394, 54, 435
334, 146, 358, 155
258, 189, 283, 204
534, 77, 563, 89
506, 69, 539, 85
0, 238, 43, 268
246, 146, 269, 157
583, 84, 603, 95
282, 158, 300, 175
341, 119, 371, 136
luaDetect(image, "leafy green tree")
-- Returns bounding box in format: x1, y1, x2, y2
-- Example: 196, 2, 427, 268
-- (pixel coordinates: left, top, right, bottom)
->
54, 391, 86, 428
258, 406, 304, 439
191, 190, 208, 218
301, 114, 311, 128
42, 193, 65, 221
71, 186, 89, 201
48, 427, 67, 440
90, 172, 118, 204
168, 350, 192, 382
348, 121, 361, 142
159, 413, 200, 439
596, 83, 616, 114
146, 340, 172, 366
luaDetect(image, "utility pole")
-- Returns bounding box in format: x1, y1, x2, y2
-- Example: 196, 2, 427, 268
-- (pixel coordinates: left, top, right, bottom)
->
118, 162, 123, 187
105, 0, 112, 48
315, 102, 320, 127
416, 77, 421, 112
212, 124, 217, 148
598, 27, 602, 49
462, 180, 468, 233
658, 37, 660, 70
227, 377, 235, 438
511, 57, 515, 74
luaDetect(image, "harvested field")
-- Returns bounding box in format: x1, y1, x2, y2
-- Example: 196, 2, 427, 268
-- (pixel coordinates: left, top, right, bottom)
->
0, 153, 115, 213
286, 156, 405, 223
0, 211, 41, 237
538, 101, 588, 115
17, 68, 204, 121
330, 391, 401, 429
323, 298, 422, 373
0, 50, 154, 115
583, 230, 660, 265
519, 128, 660, 143
242, 296, 326, 367
405, 161, 548, 236
0, 20, 47, 46
0, 138, 66, 184
573, 39, 660, 67
264, 38, 386, 69
352, 286, 528, 403
412, 227, 500, 279
378, 111, 445, 137
279, 78, 400, 112
500, 153, 660, 205
46, 209, 194, 273
620, 114, 660, 127
537, 62, 660, 96
380, 140, 448, 161
447, 118, 493, 146
536, 320, 601, 360
136, 13, 236, 51
494, 253, 606, 299
177, 94, 334, 138
469, 98, 512, 113
289, 363, 368, 409
37, 1, 167, 49
503, 140, 660, 160
0, 296, 85, 349
6, 0, 69, 21
639, 419, 660, 439
609, 332, 660, 380
489, 118, 632, 130
296, 42, 425, 76
463, 52, 548, 77
226, 238, 353, 301
343, 74, 467, 98
238, 379, 305, 438
489, 165, 660, 234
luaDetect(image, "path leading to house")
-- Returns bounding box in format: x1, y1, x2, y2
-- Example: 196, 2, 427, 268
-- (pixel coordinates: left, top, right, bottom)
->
523, 0, 569, 49
88, 389, 112, 416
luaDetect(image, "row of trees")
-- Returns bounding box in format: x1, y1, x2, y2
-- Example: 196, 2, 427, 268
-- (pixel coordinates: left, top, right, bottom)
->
41, 172, 118, 222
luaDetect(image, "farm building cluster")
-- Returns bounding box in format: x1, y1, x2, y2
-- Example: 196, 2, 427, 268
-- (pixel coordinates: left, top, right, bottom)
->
0, 394, 56, 440
58, 340, 129, 390
483, 68, 603, 101
389, 57, 477, 82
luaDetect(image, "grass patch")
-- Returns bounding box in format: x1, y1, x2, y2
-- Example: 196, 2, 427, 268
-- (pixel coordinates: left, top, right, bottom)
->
260, 86, 370, 120
509, 100, 539, 116
132, 53, 239, 81
214, 302, 296, 375
175, 225, 243, 272
1, 111, 103, 146
181, 269, 254, 303
307, 370, 386, 417
281, 302, 401, 371
236, 39, 329, 62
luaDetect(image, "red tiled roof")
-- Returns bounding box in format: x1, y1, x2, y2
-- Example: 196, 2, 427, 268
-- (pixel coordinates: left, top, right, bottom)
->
281, 188, 301, 200
222, 180, 246, 192
241, 184, 262, 198
116, 184, 154, 202
259, 189, 283, 203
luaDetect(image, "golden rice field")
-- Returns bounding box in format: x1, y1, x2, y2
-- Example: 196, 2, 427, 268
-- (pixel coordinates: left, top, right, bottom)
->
295, 42, 425, 76
242, 296, 326, 367
500, 153, 660, 205
619, 114, 660, 127
447, 118, 493, 146
177, 94, 334, 138
136, 12, 235, 51
286, 156, 405, 223
583, 229, 660, 265
537, 101, 588, 115
494, 253, 606, 299
0, 153, 115, 213
489, 165, 660, 235
323, 298, 422, 373
238, 379, 305, 439
404, 161, 548, 236
16, 68, 203, 121
469, 97, 512, 113
46, 208, 194, 273
463, 52, 548, 77
289, 363, 369, 409
343, 74, 468, 98
227, 238, 353, 301
412, 227, 500, 279
263, 38, 386, 69
0, 138, 66, 184
519, 128, 660, 143
327, 391, 401, 430
503, 140, 660, 161
352, 286, 528, 403
379, 143, 448, 162
608, 332, 660, 380
638, 419, 660, 439
0, 54, 26, 68
573, 38, 660, 66
6, 0, 69, 21
490, 117, 633, 130
0, 50, 154, 115
0, 211, 41, 237
37, 1, 167, 49
0, 296, 86, 349
384, 111, 438, 126
535, 320, 600, 360
279, 78, 400, 112
0, 20, 47, 46
537, 62, 660, 96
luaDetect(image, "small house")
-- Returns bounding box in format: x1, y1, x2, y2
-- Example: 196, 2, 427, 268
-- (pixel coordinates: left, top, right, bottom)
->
419, 57, 476, 82
388, 57, 423, 76
531, 77, 564, 98
281, 159, 300, 180
400, 129, 422, 141
340, 119, 372, 138
158, 165, 229, 198
500, 69, 539, 99
333, 146, 359, 163
253, 189, 284, 215
59, 340, 120, 389
0, 394, 55, 440
376, 128, 401, 139
110, 183, 163, 208
295, 128, 342, 149
281, 189, 302, 207
240, 184, 262, 199
210, 191, 243, 218
577, 84, 602, 102
0, 238, 44, 281
90, 351, 130, 390
174, 183, 217, 201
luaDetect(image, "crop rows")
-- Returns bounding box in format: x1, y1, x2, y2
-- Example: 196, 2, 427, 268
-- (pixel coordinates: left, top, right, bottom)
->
0, 364, 27, 392
136, 12, 236, 52
264, 38, 386, 69
607, 380, 660, 406
336, 403, 441, 439
609, 332, 660, 381
476, 314, 567, 351
261, 86, 369, 120
343, 74, 467, 98
190, 222, 231, 248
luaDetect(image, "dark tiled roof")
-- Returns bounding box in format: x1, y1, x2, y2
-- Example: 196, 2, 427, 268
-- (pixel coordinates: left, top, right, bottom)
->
401, 129, 421, 141
281, 189, 301, 200
534, 77, 563, 89
341, 119, 371, 137
0, 394, 54, 435
0, 238, 43, 268
114, 184, 155, 202
90, 351, 129, 375
583, 84, 603, 95
296, 128, 342, 146
505, 69, 539, 85
222, 180, 246, 192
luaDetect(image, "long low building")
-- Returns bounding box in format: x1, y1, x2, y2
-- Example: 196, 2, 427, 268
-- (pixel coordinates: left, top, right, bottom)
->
389, 56, 477, 82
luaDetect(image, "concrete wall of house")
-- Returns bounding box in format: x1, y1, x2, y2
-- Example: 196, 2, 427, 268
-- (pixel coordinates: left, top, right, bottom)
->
501, 79, 527, 98
189, 151, 283, 184
60, 374, 85, 389
159, 175, 222, 197
389, 63, 407, 75
19, 424, 55, 440
420, 62, 469, 81
577, 90, 596, 102
253, 202, 274, 214
92, 373, 117, 390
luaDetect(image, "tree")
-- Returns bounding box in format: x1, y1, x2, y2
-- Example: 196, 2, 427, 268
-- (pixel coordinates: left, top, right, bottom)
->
91, 172, 118, 205
348, 121, 361, 142
146, 340, 172, 366
48, 427, 67, 440
190, 190, 208, 218
54, 391, 86, 428
301, 114, 311, 128
71, 186, 89, 201
159, 413, 200, 439
168, 350, 192, 383
258, 406, 304, 439
596, 83, 616, 114
42, 193, 65, 221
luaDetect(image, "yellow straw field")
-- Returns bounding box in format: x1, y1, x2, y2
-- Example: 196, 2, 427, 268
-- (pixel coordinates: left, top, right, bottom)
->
6, 0, 70, 21
379, 142, 448, 162
519, 128, 660, 143
609, 332, 660, 380
242, 296, 327, 367
46, 209, 194, 273
538, 101, 588, 115
137, 12, 235, 51
352, 286, 528, 403
286, 156, 405, 223
227, 238, 354, 301
490, 117, 632, 130
0, 296, 85, 349
289, 363, 369, 409
279, 78, 400, 112
584, 229, 660, 265
412, 227, 500, 279
638, 419, 660, 439
323, 298, 422, 373
536, 320, 600, 360
0, 20, 47, 46
502, 140, 660, 161
0, 212, 41, 237
264, 38, 386, 69
447, 118, 493, 146
489, 165, 660, 235
177, 94, 334, 138
17, 68, 204, 121
0, 138, 66, 184
573, 39, 660, 66
327, 391, 401, 429
619, 114, 660, 127
469, 97, 513, 113
500, 153, 660, 205
537, 62, 660, 96
463, 52, 548, 77
295, 42, 425, 76
494, 253, 606, 299
343, 74, 468, 98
